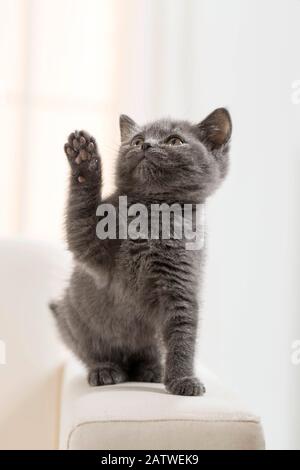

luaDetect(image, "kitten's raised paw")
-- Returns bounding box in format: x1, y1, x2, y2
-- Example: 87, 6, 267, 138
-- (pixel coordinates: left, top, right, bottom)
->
165, 376, 206, 396
88, 364, 127, 386
64, 130, 100, 183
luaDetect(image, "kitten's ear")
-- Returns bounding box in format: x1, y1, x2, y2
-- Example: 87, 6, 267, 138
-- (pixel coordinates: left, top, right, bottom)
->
119, 114, 138, 142
196, 108, 232, 149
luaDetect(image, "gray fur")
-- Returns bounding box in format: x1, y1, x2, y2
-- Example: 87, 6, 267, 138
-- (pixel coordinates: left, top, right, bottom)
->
50, 108, 231, 396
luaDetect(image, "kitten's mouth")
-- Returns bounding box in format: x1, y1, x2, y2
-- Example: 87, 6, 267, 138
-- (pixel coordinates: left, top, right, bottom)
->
136, 154, 146, 164
132, 149, 168, 178
145, 149, 168, 161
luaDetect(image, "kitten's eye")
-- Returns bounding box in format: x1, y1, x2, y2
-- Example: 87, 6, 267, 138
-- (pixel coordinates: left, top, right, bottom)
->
131, 135, 144, 147
166, 135, 184, 146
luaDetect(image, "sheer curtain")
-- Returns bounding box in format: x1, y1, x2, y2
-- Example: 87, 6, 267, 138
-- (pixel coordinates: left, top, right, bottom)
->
1, 0, 300, 449
1, 0, 124, 240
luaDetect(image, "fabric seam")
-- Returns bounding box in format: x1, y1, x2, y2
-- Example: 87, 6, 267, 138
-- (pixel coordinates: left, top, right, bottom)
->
67, 418, 262, 450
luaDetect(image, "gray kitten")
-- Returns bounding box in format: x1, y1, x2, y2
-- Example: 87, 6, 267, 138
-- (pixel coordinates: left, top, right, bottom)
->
50, 108, 231, 396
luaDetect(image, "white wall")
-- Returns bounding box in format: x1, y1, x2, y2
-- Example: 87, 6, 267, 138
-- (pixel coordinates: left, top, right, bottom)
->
1, 0, 299, 449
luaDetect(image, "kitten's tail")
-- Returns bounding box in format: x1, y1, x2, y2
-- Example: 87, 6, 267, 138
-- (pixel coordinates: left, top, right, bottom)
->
49, 301, 59, 317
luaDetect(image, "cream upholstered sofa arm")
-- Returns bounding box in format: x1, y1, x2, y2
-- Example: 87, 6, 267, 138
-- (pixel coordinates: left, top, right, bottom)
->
59, 360, 265, 450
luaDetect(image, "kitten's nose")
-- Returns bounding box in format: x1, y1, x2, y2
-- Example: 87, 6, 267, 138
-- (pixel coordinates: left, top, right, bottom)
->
142, 142, 151, 151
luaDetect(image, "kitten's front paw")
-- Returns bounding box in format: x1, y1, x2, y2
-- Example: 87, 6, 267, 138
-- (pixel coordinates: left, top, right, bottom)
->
165, 376, 206, 396
88, 364, 127, 386
64, 130, 100, 184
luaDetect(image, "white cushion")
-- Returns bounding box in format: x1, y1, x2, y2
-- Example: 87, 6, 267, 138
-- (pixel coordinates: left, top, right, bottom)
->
59, 361, 265, 450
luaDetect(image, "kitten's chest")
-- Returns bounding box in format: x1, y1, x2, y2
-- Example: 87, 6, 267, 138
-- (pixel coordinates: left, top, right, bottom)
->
119, 238, 199, 285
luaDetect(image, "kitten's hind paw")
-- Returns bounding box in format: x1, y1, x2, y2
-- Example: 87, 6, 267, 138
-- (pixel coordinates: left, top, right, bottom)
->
165, 376, 206, 396
131, 367, 162, 383
88, 363, 127, 386
64, 130, 100, 184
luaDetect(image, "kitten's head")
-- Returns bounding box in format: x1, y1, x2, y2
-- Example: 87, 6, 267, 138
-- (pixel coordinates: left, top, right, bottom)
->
116, 108, 232, 201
